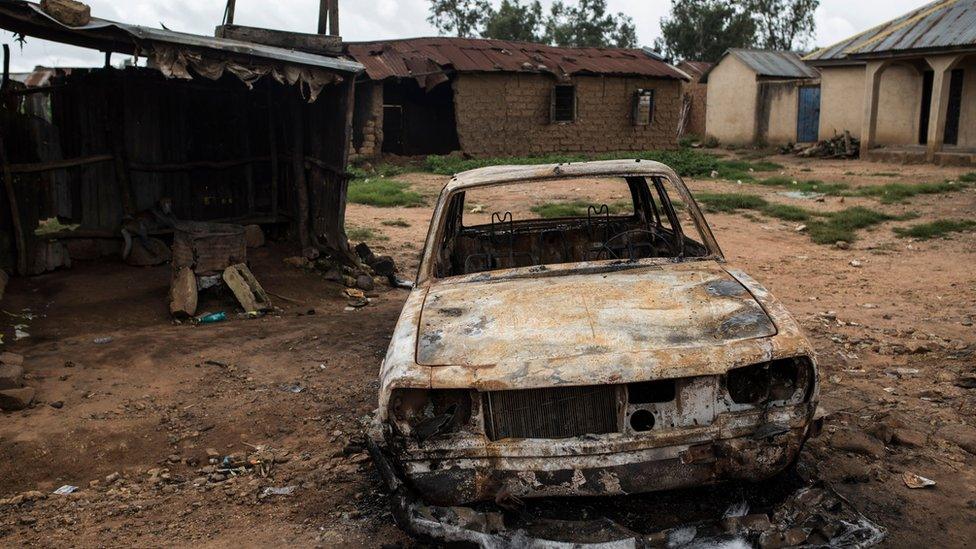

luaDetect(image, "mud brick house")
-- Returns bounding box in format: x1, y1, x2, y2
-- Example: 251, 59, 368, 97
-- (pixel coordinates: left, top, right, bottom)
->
674, 60, 711, 138
702, 49, 821, 146
344, 37, 689, 158
804, 0, 976, 165
0, 0, 363, 276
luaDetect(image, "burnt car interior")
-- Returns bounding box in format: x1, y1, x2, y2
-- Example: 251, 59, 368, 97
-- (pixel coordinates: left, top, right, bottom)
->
434, 176, 711, 277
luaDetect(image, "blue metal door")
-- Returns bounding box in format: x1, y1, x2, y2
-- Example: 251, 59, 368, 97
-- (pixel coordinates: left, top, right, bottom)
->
797, 86, 821, 143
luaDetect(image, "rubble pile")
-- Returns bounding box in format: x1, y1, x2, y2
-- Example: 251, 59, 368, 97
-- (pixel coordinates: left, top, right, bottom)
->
782, 131, 860, 159
282, 241, 403, 300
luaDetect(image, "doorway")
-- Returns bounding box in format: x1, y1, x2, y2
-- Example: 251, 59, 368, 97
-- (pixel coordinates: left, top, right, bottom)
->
944, 69, 964, 146
381, 79, 460, 156
796, 86, 821, 143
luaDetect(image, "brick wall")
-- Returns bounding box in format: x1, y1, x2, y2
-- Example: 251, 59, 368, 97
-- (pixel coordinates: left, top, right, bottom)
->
453, 73, 681, 157
349, 82, 383, 160
681, 81, 707, 137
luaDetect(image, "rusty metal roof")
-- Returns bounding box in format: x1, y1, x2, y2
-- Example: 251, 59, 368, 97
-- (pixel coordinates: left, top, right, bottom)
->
344, 37, 687, 84
0, 0, 362, 73
676, 61, 712, 80
805, 0, 976, 63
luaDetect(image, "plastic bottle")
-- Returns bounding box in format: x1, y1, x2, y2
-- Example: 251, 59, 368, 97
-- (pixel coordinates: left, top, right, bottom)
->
197, 312, 227, 324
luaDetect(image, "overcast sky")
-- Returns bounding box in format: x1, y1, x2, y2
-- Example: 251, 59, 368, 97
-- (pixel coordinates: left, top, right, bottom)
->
1, 0, 925, 72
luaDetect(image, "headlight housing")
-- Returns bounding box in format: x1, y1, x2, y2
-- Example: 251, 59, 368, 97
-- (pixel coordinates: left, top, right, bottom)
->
389, 389, 472, 441
725, 356, 815, 405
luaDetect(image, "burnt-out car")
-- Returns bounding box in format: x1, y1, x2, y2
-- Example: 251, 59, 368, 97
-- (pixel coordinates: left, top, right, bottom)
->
369, 159, 819, 507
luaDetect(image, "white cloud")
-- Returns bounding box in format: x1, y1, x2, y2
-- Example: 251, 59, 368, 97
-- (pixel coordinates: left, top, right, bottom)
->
0, 0, 936, 71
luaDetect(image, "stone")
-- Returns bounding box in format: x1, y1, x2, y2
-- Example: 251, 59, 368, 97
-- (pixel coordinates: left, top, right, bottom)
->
284, 256, 309, 268
0, 363, 24, 390
834, 241, 850, 250
243, 225, 265, 248
125, 237, 171, 266
40, 0, 91, 26
355, 274, 374, 292
222, 263, 272, 313
169, 267, 198, 318
0, 352, 24, 366
0, 386, 35, 411
891, 428, 927, 448
937, 424, 976, 455
830, 429, 885, 458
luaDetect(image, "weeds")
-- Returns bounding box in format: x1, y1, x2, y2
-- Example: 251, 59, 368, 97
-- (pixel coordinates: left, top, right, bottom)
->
807, 207, 897, 244
853, 181, 965, 203
530, 200, 630, 218
346, 226, 388, 241
959, 172, 976, 183
695, 193, 768, 213
381, 219, 411, 227
347, 180, 425, 207
756, 177, 850, 195
348, 163, 406, 180
894, 219, 976, 240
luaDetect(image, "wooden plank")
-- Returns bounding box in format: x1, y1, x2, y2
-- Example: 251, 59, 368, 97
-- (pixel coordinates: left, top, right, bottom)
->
214, 24, 342, 53
0, 131, 28, 275
222, 263, 272, 313
7, 154, 114, 174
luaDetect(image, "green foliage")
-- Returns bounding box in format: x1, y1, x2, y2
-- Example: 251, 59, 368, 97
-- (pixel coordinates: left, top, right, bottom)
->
483, 0, 544, 41
347, 180, 425, 207
381, 219, 411, 227
530, 200, 630, 218
853, 181, 966, 204
348, 163, 406, 181
869, 172, 899, 177
760, 203, 812, 222
807, 207, 895, 244
755, 177, 850, 195
678, 134, 702, 148
893, 219, 976, 240
655, 0, 756, 61
747, 0, 820, 50
543, 0, 638, 47
959, 172, 976, 183
428, 0, 492, 37
695, 193, 768, 212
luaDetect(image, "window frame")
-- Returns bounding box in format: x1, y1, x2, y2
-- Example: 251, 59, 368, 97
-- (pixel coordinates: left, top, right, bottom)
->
550, 84, 577, 124
633, 88, 655, 126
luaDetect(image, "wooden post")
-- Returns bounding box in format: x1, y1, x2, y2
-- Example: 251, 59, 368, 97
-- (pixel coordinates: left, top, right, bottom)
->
290, 98, 310, 251
224, 0, 237, 25
267, 92, 279, 219
0, 132, 28, 276
318, 0, 338, 35
107, 73, 136, 215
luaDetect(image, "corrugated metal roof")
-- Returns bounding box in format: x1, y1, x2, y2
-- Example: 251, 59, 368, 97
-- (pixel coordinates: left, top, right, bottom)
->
0, 0, 362, 73
805, 0, 976, 63
345, 37, 688, 83
676, 60, 712, 80
728, 49, 819, 78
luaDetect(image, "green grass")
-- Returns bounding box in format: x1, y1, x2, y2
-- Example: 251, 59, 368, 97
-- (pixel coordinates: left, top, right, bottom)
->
423, 149, 780, 181
696, 193, 814, 222
761, 203, 814, 222
756, 177, 850, 195
346, 226, 388, 241
870, 172, 900, 177
530, 200, 630, 218
347, 179, 425, 207
894, 219, 976, 240
807, 207, 897, 244
959, 172, 976, 183
381, 219, 410, 227
348, 163, 406, 180
853, 181, 966, 203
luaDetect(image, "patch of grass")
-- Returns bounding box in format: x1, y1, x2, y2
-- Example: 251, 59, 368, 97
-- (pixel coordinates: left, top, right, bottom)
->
346, 226, 388, 241
347, 179, 425, 207
894, 219, 976, 240
381, 218, 410, 227
870, 172, 900, 177
695, 193, 769, 213
807, 207, 896, 244
853, 180, 966, 203
348, 163, 406, 180
959, 172, 976, 183
755, 176, 850, 195
530, 200, 630, 218
761, 203, 814, 222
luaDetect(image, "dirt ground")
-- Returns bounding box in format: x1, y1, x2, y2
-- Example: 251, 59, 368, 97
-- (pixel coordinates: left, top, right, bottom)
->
1, 153, 975, 547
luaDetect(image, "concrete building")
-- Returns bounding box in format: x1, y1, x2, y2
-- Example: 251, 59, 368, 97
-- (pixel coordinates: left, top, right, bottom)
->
344, 37, 688, 158
702, 49, 820, 146
675, 61, 712, 138
804, 0, 976, 165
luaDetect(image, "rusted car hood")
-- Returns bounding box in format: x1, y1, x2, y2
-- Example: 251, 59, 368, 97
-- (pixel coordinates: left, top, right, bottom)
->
416, 262, 776, 367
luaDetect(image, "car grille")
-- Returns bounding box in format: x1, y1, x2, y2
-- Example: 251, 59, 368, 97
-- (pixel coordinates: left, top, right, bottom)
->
483, 385, 619, 440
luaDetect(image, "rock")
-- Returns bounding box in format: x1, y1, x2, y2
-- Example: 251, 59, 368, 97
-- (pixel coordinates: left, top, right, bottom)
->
321, 268, 343, 282
849, 259, 863, 268
954, 375, 976, 389
355, 274, 374, 291
830, 429, 885, 458
342, 275, 357, 288
243, 225, 265, 248
835, 241, 850, 250
0, 387, 35, 411
0, 352, 24, 366
891, 428, 927, 448
40, 0, 91, 26
370, 255, 397, 277
126, 237, 171, 266
169, 267, 198, 318
222, 263, 272, 313
49, 401, 63, 409
0, 363, 24, 390
937, 424, 976, 455
284, 256, 309, 268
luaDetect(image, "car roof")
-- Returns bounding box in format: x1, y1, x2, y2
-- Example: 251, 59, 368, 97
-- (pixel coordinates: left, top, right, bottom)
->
445, 159, 681, 192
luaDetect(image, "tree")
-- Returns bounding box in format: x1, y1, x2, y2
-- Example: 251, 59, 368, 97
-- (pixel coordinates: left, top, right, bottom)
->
482, 0, 544, 42
655, 0, 757, 62
427, 0, 493, 38
747, 0, 819, 50
543, 0, 638, 48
